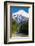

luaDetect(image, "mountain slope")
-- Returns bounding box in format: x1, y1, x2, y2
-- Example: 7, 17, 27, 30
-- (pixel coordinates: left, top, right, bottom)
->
12, 10, 29, 24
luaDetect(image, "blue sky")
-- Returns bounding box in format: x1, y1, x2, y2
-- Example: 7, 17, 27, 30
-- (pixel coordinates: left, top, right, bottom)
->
10, 6, 30, 14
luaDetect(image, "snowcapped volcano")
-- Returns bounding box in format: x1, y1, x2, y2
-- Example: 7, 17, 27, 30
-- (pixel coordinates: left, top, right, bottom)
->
12, 10, 29, 24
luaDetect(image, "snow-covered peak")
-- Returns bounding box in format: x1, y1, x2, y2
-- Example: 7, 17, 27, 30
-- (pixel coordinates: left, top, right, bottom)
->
12, 10, 29, 18
12, 10, 29, 24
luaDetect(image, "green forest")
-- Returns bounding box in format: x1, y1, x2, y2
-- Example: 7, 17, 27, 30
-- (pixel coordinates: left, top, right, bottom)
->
10, 19, 28, 37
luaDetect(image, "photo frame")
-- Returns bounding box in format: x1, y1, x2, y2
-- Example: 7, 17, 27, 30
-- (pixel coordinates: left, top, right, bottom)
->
4, 1, 34, 44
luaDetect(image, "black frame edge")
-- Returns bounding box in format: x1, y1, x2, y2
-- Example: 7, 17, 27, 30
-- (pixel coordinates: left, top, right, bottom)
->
4, 1, 34, 4
4, 1, 7, 44
32, 2, 34, 43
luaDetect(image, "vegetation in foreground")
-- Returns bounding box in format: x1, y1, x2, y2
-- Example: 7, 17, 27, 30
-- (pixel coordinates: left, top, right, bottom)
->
10, 19, 28, 37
